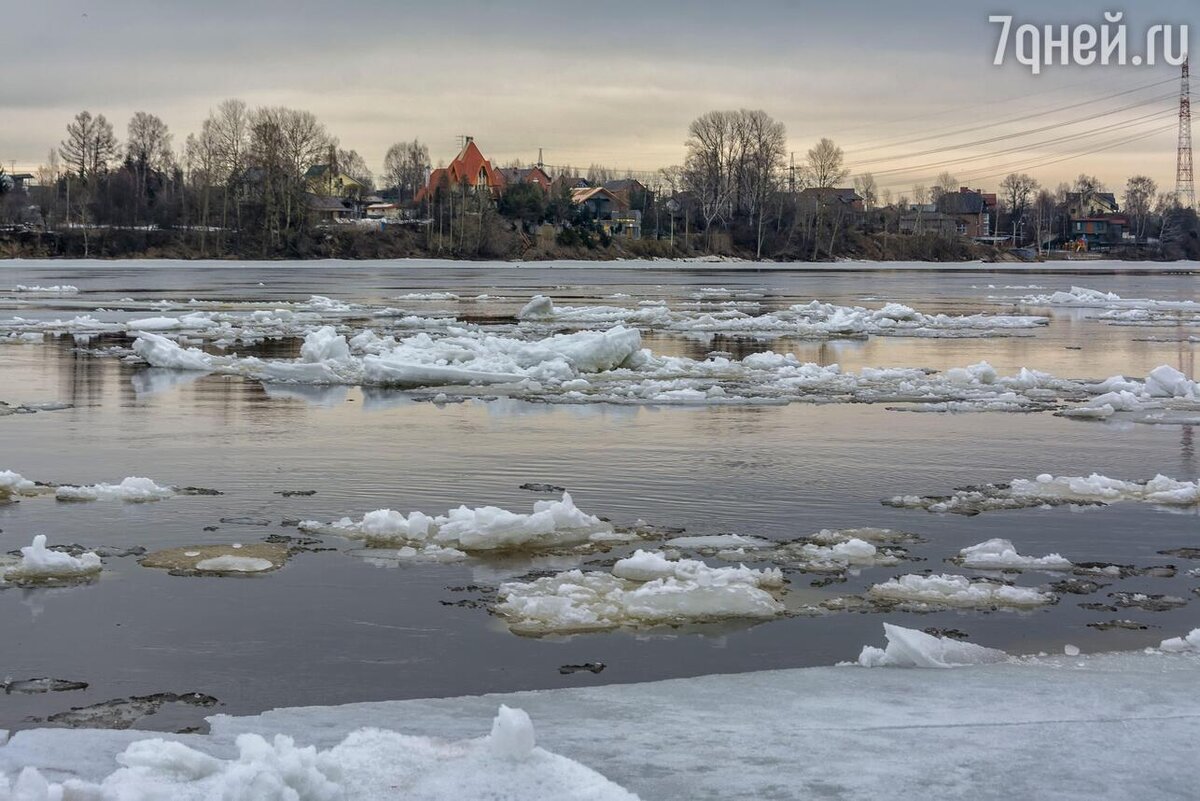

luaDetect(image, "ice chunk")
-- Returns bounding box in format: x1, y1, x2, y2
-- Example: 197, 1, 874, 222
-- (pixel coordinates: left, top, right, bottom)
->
517, 294, 555, 319
301, 493, 616, 553
0, 470, 38, 501
857, 624, 1011, 668
868, 573, 1054, 609
299, 326, 351, 363
12, 284, 79, 294
887, 473, 1200, 514
489, 705, 536, 760
1158, 628, 1200, 653
495, 552, 785, 634
1, 535, 101, 583
56, 476, 176, 502
956, 539, 1073, 570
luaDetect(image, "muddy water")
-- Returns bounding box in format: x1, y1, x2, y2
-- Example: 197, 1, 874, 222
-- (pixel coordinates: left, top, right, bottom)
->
0, 260, 1197, 732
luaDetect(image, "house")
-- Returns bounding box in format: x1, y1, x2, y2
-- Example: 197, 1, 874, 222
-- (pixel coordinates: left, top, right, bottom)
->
306, 194, 354, 224
496, 165, 553, 193
365, 202, 401, 220
600, 210, 642, 241
415, 137, 504, 202
937, 187, 997, 238
1065, 191, 1119, 219
304, 163, 367, 200
602, 179, 649, 209
571, 186, 626, 218
797, 187, 864, 214
6, 173, 35, 193
899, 210, 958, 236
1072, 214, 1128, 248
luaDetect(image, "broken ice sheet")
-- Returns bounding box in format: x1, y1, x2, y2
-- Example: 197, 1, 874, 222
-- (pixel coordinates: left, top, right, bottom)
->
494, 550, 786, 635
885, 473, 1200, 515
867, 573, 1055, 610
139, 544, 289, 576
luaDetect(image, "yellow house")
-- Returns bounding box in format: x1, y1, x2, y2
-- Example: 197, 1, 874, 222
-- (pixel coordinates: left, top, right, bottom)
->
304, 163, 366, 199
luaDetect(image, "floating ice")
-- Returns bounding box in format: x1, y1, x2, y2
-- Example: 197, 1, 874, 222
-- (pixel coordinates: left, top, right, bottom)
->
495, 550, 785, 634
0, 470, 39, 501
193, 555, 275, 572
886, 473, 1200, 515
868, 573, 1054, 609
955, 539, 1073, 570
11, 285, 79, 294
856, 623, 1011, 668
301, 493, 618, 554
56, 476, 176, 502
518, 294, 1047, 338
1, 535, 101, 583
1158, 628, 1200, 653
0, 706, 639, 801
1022, 286, 1200, 311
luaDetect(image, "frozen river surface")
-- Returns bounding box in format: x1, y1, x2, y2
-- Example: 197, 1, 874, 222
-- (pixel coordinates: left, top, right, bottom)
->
0, 259, 1197, 735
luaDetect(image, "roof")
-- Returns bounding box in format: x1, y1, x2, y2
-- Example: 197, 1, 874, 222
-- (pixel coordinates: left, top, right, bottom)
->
497, 166, 550, 185
798, 187, 862, 205
306, 194, 351, 212
415, 139, 501, 202
571, 186, 621, 205
603, 179, 645, 192
304, 164, 332, 179
937, 191, 985, 215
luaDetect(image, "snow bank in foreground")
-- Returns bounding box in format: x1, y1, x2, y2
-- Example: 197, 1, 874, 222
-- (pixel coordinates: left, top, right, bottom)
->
868, 573, 1054, 609
0, 705, 639, 801
55, 476, 176, 502
857, 623, 1011, 668
956, 539, 1073, 570
886, 473, 1200, 515
495, 550, 785, 634
300, 493, 617, 554
1, 535, 101, 583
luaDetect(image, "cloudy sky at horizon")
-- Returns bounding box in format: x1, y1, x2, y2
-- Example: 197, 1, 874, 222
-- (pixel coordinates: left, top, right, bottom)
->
3, 0, 1193, 195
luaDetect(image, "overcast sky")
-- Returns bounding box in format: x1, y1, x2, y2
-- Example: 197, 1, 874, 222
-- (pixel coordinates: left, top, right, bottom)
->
3, 0, 1193, 194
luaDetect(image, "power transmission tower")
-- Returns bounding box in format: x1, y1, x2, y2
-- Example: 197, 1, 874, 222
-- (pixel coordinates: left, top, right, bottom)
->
1177, 59, 1195, 208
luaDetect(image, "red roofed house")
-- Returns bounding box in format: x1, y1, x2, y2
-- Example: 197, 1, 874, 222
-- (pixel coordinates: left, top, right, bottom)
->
416, 137, 504, 203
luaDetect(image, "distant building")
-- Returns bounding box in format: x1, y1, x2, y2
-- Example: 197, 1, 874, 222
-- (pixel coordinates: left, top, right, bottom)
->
899, 210, 958, 236
415, 137, 504, 202
1065, 191, 1119, 219
304, 163, 367, 200
496, 165, 553, 193
936, 187, 997, 238
602, 178, 650, 209
1072, 214, 1128, 248
306, 194, 354, 224
601, 210, 642, 240
571, 186, 626, 218
797, 187, 864, 214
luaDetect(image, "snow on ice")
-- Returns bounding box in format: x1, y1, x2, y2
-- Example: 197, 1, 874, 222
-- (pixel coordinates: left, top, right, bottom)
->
299, 493, 621, 554
56, 477, 176, 503
0, 706, 639, 801
955, 539, 1073, 570
886, 473, 1200, 514
0, 535, 101, 584
0, 470, 41, 502
494, 550, 785, 634
867, 573, 1054, 609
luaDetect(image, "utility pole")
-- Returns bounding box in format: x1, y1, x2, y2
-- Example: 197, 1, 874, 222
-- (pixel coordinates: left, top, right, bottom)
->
1177, 58, 1195, 208
788, 153, 795, 194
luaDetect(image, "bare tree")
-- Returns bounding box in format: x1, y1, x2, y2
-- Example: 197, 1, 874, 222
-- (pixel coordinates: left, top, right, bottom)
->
737, 110, 786, 258
1123, 175, 1157, 239
1000, 173, 1039, 243
382, 139, 430, 202
933, 171, 959, 199
336, 148, 373, 190
806, 138, 848, 188
1032, 188, 1056, 253
683, 110, 742, 237
207, 99, 250, 228
853, 173, 878, 209
59, 110, 118, 180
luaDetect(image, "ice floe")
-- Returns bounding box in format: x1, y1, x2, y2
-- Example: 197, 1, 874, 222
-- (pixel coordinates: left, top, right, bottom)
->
867, 573, 1054, 609
954, 539, 1073, 571
518, 294, 1047, 338
856, 623, 1011, 667
886, 473, 1200, 514
56, 476, 176, 502
0, 705, 638, 801
300, 493, 622, 555
494, 550, 786, 634
140, 544, 289, 575
0, 535, 101, 584
0, 470, 41, 502
1022, 285, 1200, 311
10, 285, 79, 294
